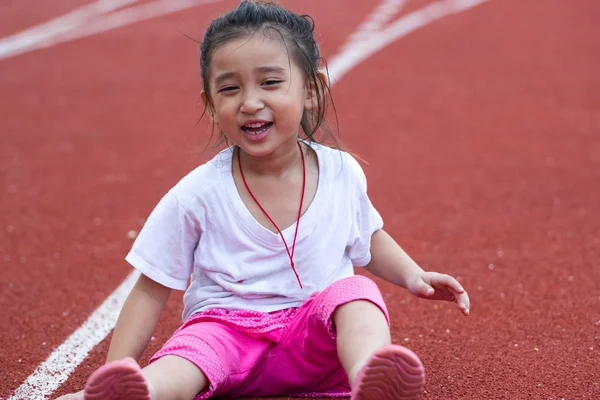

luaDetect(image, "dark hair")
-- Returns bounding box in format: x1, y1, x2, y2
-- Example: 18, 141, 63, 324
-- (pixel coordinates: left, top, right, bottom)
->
199, 0, 340, 149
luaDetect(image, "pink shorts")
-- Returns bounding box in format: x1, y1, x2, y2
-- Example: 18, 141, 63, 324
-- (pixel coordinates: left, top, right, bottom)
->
150, 275, 389, 399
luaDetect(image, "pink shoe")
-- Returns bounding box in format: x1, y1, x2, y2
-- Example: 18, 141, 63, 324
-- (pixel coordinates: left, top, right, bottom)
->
84, 357, 151, 400
351, 345, 425, 400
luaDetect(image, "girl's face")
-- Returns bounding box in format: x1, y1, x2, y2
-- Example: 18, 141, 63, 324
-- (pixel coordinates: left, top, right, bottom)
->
203, 33, 313, 158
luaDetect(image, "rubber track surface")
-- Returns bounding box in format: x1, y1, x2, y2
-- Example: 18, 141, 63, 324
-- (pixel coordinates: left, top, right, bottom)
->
1, 0, 599, 399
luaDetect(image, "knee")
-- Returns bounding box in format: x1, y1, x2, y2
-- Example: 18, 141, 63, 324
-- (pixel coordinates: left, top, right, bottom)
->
333, 300, 388, 328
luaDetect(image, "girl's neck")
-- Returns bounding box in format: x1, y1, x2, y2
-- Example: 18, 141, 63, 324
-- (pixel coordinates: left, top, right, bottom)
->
237, 138, 303, 178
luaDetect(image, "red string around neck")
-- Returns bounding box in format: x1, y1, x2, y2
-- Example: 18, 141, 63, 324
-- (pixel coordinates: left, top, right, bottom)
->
237, 141, 306, 289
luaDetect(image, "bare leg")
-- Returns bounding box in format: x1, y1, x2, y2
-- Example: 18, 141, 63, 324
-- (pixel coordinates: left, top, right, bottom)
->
333, 300, 425, 400
333, 300, 391, 386
143, 356, 208, 400
84, 356, 208, 400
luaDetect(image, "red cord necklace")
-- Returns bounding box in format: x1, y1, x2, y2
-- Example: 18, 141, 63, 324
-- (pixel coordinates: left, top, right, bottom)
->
237, 141, 305, 289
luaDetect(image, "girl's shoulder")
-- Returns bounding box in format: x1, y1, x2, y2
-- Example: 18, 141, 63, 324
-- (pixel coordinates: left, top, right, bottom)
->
167, 147, 235, 208
308, 142, 366, 184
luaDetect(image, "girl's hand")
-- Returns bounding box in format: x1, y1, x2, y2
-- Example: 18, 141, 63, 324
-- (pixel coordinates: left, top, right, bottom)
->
406, 272, 470, 316
55, 390, 83, 400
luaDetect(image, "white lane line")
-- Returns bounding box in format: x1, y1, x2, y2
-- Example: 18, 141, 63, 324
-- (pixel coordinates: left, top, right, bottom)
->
344, 0, 407, 48
60, 0, 224, 44
0, 0, 142, 60
7, 271, 140, 400
0, 0, 224, 61
328, 0, 490, 84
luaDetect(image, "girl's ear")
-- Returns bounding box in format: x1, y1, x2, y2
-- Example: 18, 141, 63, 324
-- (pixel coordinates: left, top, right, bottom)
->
304, 70, 328, 110
201, 91, 218, 124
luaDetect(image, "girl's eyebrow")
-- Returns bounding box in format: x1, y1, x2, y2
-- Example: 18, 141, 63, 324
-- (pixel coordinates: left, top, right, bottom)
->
213, 65, 287, 86
214, 71, 237, 87
256, 65, 286, 74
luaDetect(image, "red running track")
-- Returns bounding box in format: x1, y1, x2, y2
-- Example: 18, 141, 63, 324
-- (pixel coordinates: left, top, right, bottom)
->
1, 0, 599, 399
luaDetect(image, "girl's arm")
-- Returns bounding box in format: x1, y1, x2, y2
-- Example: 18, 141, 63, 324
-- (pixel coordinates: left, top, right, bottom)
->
105, 273, 171, 362
364, 229, 470, 315
55, 274, 170, 399
363, 229, 424, 288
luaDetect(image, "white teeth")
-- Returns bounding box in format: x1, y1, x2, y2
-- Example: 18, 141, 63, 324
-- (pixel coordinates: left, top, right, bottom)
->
247, 126, 269, 134
242, 121, 272, 135
246, 122, 267, 128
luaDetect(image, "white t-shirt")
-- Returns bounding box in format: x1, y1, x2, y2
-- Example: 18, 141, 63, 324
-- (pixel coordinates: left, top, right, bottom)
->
125, 142, 383, 322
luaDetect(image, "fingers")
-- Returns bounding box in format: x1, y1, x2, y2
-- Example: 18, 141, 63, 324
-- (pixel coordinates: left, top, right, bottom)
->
413, 272, 470, 315
412, 278, 435, 297
443, 277, 469, 315
427, 273, 470, 315
455, 291, 470, 316
430, 273, 465, 294
55, 393, 83, 400
423, 273, 462, 293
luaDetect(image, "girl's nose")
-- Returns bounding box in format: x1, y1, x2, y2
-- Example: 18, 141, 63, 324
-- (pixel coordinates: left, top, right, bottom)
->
240, 89, 265, 114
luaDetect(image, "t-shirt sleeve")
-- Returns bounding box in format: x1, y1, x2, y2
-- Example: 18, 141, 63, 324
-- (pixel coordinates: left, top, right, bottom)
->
125, 191, 201, 290
346, 155, 384, 267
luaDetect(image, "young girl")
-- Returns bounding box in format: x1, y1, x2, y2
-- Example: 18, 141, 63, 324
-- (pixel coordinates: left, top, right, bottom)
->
59, 1, 469, 399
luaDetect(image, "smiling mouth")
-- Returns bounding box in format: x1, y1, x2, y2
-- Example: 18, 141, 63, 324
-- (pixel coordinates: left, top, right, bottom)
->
242, 121, 273, 135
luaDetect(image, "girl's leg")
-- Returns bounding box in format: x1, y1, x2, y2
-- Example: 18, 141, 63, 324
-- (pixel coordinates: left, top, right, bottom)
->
84, 355, 207, 400
333, 300, 391, 384
142, 355, 208, 400
333, 299, 425, 400
251, 276, 423, 398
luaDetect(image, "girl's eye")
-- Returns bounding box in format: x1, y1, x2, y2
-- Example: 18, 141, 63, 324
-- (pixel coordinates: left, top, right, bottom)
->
218, 86, 238, 93
263, 80, 282, 86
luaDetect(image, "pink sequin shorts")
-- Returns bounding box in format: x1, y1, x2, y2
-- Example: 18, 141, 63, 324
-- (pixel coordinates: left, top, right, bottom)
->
149, 275, 389, 399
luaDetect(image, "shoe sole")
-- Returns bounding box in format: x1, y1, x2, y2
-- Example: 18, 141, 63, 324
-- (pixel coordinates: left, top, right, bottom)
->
84, 358, 151, 400
352, 345, 425, 400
